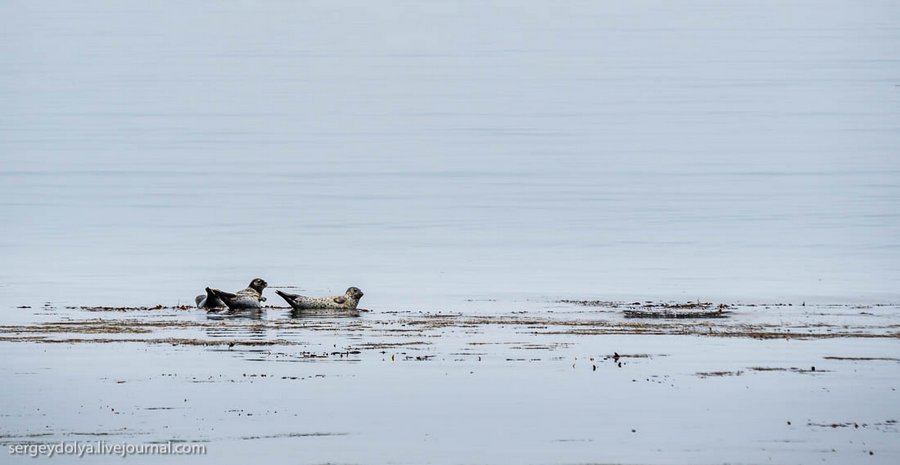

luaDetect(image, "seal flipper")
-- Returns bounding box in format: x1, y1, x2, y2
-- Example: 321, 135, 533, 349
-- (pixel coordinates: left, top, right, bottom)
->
275, 290, 301, 310
275, 289, 298, 298
207, 287, 236, 300
206, 287, 238, 308
197, 287, 227, 309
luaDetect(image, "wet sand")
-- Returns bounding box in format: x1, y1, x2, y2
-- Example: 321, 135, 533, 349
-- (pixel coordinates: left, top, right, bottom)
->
2, 299, 898, 464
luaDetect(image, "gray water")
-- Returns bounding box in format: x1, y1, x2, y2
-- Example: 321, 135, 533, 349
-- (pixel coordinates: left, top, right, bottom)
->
2, 0, 900, 307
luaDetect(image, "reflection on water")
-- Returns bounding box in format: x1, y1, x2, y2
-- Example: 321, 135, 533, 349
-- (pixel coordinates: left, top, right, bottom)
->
205, 309, 266, 323
288, 309, 361, 319
205, 310, 268, 346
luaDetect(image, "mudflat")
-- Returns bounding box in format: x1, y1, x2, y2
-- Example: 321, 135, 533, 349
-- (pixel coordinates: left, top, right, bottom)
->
1, 299, 898, 464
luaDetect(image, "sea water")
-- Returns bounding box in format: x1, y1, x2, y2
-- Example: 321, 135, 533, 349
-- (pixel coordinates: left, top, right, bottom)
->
1, 0, 899, 308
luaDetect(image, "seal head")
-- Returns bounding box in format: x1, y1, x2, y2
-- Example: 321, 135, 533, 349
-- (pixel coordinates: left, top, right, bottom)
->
346, 287, 364, 300
248, 278, 268, 296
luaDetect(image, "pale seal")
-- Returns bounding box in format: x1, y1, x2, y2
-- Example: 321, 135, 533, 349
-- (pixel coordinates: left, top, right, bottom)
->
275, 287, 364, 314
203, 278, 268, 311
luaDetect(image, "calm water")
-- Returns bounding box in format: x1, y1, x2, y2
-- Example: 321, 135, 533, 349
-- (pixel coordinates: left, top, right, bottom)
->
2, 0, 899, 307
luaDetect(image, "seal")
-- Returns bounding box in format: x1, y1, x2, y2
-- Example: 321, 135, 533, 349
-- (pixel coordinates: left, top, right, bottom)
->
275, 287, 364, 314
203, 278, 268, 311
195, 288, 226, 309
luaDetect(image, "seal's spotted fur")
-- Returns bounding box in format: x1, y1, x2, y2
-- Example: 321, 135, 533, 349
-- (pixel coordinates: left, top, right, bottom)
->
275, 287, 364, 312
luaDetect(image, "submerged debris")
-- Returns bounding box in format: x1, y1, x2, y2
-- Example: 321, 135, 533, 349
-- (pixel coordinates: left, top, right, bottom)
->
624, 302, 731, 319
747, 366, 829, 374
558, 300, 623, 307
66, 305, 196, 312
623, 309, 730, 319
696, 370, 744, 378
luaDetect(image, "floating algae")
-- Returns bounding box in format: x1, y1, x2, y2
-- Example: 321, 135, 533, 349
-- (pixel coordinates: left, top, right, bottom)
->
624, 302, 731, 319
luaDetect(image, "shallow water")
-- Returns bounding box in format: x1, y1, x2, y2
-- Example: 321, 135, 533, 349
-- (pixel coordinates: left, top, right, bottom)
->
1, 0, 899, 307
2, 1, 900, 464
1, 302, 899, 464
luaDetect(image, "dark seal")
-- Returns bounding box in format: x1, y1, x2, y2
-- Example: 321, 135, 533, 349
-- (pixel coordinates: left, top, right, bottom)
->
201, 278, 268, 311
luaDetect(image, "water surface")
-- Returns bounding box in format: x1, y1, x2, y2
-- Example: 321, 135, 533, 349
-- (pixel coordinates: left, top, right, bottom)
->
1, 2, 899, 304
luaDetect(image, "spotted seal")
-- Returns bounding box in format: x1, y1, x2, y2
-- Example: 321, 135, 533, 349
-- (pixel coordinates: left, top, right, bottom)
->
275, 287, 364, 313
203, 278, 268, 311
